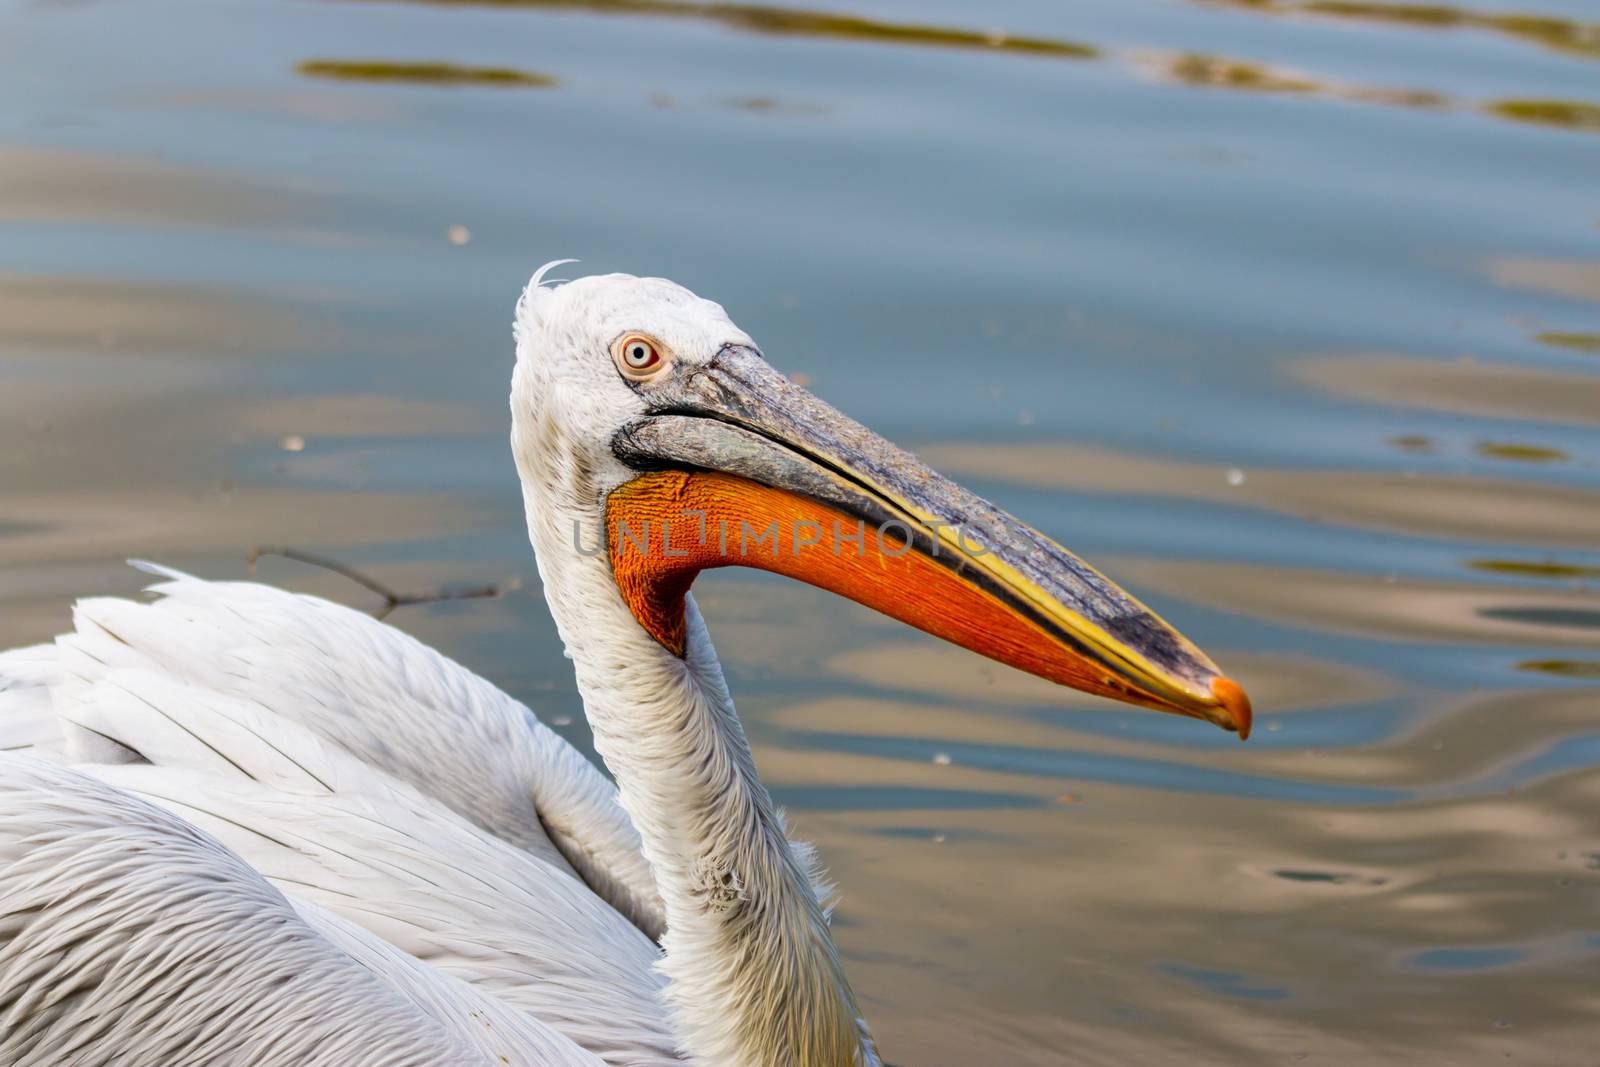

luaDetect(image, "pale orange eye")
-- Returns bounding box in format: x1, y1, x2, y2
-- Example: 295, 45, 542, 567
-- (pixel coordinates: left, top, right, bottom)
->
614, 334, 667, 379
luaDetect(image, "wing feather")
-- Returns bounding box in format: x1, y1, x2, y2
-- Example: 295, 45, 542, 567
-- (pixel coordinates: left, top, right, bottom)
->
59, 572, 665, 939
0, 645, 63, 758
70, 669, 681, 1066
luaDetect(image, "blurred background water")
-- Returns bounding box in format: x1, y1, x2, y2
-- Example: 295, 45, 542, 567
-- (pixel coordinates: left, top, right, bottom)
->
2, 0, 1598, 1062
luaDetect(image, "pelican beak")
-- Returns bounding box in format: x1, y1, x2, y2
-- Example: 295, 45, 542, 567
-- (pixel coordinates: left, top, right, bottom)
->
607, 343, 1251, 738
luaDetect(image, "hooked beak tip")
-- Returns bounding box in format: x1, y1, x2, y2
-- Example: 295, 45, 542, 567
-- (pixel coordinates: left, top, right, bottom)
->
1210, 676, 1253, 741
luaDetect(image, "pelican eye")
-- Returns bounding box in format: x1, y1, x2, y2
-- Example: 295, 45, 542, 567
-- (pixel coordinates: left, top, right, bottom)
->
614, 334, 668, 380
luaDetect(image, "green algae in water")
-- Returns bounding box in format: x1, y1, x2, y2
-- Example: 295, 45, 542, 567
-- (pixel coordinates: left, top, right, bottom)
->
709, 5, 1098, 56
1389, 434, 1436, 453
330, 0, 1100, 59
1155, 50, 1443, 109
1487, 99, 1600, 133
1167, 53, 1320, 92
1517, 659, 1600, 678
1476, 440, 1569, 462
1470, 560, 1600, 581
296, 60, 559, 87
1303, 2, 1464, 26
1535, 332, 1600, 354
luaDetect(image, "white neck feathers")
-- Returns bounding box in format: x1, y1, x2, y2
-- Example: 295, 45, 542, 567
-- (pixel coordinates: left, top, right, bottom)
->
512, 410, 875, 1067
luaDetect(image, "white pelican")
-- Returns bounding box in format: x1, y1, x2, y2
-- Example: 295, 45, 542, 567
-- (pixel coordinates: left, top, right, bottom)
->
0, 265, 1251, 1067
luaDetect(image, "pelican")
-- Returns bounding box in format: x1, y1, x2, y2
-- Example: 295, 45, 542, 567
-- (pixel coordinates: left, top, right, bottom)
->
0, 265, 1252, 1067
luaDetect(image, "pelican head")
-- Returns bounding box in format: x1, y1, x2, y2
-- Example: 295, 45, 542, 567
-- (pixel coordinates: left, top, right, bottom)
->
511, 265, 1251, 738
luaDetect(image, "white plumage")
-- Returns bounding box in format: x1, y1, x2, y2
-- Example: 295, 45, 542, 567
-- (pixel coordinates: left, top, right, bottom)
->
72, 670, 677, 1063
0, 645, 60, 759
1, 575, 680, 1066
0, 756, 603, 1067
67, 562, 665, 938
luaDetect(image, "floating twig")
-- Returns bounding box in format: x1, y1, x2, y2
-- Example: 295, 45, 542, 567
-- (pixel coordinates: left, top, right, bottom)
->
247, 546, 504, 620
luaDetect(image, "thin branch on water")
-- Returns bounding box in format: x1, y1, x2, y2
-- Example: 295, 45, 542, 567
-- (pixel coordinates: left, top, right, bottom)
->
247, 546, 505, 620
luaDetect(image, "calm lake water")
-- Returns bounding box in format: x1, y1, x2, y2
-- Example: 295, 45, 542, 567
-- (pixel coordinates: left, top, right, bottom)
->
3, 0, 1599, 1063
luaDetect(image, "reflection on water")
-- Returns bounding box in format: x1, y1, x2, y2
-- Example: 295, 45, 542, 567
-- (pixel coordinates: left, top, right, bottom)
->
1154, 47, 1600, 136
1125, 558, 1600, 647
1491, 257, 1600, 303
1184, 1, 1600, 135
4, 0, 1600, 1062
338, 0, 1101, 59
1202, 0, 1600, 62
923, 441, 1600, 547
0, 276, 334, 356
1159, 963, 1290, 1002
1272, 868, 1387, 886
0, 146, 330, 231
1294, 354, 1600, 426
824, 639, 1398, 715
320, 0, 1600, 144
1406, 945, 1527, 972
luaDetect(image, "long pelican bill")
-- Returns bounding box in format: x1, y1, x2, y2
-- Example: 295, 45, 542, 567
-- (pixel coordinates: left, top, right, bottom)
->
606, 343, 1252, 739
